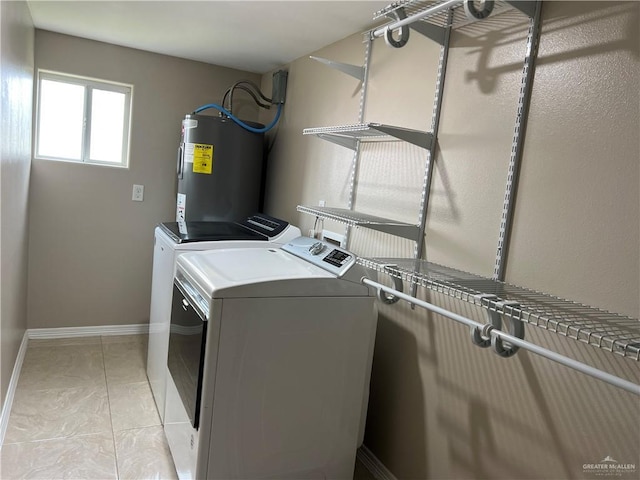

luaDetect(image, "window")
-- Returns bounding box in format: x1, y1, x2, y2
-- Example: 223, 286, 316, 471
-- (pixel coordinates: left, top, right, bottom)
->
35, 70, 132, 168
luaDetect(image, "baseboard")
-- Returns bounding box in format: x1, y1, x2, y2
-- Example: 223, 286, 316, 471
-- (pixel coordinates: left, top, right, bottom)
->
0, 331, 29, 446
357, 445, 398, 480
27, 323, 149, 339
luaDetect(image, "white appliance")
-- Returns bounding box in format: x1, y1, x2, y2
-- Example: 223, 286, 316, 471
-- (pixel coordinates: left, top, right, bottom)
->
146, 214, 301, 422
164, 237, 377, 480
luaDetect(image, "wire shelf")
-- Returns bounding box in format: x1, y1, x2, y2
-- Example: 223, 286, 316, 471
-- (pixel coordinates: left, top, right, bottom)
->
374, 0, 516, 30
303, 123, 433, 150
297, 206, 421, 242
359, 257, 640, 360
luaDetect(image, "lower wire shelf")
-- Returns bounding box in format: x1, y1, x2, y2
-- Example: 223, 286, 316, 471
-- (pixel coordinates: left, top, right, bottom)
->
359, 257, 640, 361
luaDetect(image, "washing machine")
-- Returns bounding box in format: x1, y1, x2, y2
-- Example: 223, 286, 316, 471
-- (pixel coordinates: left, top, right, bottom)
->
146, 214, 300, 422
164, 237, 377, 480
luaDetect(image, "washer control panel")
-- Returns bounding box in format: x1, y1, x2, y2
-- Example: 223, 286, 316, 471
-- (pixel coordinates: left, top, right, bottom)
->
282, 237, 356, 277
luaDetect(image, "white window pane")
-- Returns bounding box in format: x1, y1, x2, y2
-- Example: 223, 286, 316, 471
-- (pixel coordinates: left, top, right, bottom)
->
38, 79, 84, 160
89, 89, 126, 163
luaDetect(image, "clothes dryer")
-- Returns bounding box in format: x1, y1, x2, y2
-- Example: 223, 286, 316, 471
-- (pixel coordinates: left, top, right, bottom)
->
146, 214, 300, 422
165, 237, 377, 480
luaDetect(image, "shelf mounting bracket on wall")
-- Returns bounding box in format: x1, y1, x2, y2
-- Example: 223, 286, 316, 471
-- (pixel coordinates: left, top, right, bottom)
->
316, 133, 359, 151
373, 124, 434, 149
309, 56, 365, 81
409, 22, 446, 45
469, 295, 527, 356
505, 1, 537, 18
378, 265, 403, 304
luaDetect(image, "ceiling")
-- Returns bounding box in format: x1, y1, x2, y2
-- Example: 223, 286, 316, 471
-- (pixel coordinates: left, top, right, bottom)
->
27, 1, 390, 74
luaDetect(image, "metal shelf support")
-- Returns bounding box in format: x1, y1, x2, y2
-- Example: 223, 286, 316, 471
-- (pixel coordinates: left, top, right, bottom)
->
345, 35, 373, 246
493, 0, 543, 281
316, 133, 358, 151
309, 56, 365, 81
409, 22, 446, 45
374, 124, 434, 149
505, 0, 537, 18
412, 8, 453, 306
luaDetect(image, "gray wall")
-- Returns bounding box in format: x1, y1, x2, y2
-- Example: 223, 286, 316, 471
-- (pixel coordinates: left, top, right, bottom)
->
262, 2, 639, 479
0, 0, 34, 413
27, 31, 261, 329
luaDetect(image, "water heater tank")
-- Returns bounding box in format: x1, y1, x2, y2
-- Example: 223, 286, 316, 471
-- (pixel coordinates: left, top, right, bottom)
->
176, 114, 265, 222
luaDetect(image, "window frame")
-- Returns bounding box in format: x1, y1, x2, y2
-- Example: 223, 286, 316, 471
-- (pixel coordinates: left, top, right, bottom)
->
35, 69, 133, 168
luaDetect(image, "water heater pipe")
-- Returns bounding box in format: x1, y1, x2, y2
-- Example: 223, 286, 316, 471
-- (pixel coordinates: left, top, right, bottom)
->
193, 103, 282, 134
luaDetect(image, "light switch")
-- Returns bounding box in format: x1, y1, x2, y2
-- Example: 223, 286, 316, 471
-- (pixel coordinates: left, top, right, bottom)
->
132, 184, 144, 202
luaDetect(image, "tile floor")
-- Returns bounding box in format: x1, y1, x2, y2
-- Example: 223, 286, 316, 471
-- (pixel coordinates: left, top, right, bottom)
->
1, 335, 177, 480
1, 334, 376, 480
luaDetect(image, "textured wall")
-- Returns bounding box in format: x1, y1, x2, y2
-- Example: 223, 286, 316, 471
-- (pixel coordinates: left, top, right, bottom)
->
0, 0, 34, 412
27, 31, 261, 329
263, 2, 639, 479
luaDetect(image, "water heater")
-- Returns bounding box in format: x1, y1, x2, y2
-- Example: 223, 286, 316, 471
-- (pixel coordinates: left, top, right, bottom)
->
176, 114, 264, 222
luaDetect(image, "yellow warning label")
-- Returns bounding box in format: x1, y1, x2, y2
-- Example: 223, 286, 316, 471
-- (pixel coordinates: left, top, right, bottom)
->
192, 144, 213, 174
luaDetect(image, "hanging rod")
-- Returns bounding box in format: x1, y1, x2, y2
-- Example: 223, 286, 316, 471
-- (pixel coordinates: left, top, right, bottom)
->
362, 278, 640, 396
371, 0, 462, 39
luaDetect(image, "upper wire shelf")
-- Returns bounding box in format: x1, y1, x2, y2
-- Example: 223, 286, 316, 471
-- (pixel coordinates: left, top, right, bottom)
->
374, 0, 518, 30
297, 205, 421, 242
303, 123, 433, 150
359, 257, 640, 360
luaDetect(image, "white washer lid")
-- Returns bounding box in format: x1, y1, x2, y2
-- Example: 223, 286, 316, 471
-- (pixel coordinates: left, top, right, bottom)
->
176, 247, 335, 299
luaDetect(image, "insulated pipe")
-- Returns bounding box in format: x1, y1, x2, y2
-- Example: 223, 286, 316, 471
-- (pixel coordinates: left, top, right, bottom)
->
372, 0, 463, 39
362, 278, 640, 396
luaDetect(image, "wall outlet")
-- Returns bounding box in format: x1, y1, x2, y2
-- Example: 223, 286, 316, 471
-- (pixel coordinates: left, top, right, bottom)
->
319, 199, 326, 207
132, 184, 144, 202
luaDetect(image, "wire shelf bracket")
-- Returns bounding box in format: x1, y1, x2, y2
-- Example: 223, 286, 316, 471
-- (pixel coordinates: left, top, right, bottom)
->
505, 0, 536, 18
309, 56, 365, 81
315, 133, 359, 151
409, 21, 446, 44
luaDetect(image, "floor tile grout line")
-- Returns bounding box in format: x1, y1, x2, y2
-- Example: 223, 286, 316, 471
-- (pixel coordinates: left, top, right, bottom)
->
9, 382, 109, 396
111, 423, 163, 435
101, 335, 121, 480
2, 430, 115, 447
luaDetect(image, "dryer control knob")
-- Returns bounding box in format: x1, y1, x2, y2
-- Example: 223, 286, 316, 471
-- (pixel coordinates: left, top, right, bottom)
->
309, 241, 325, 255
